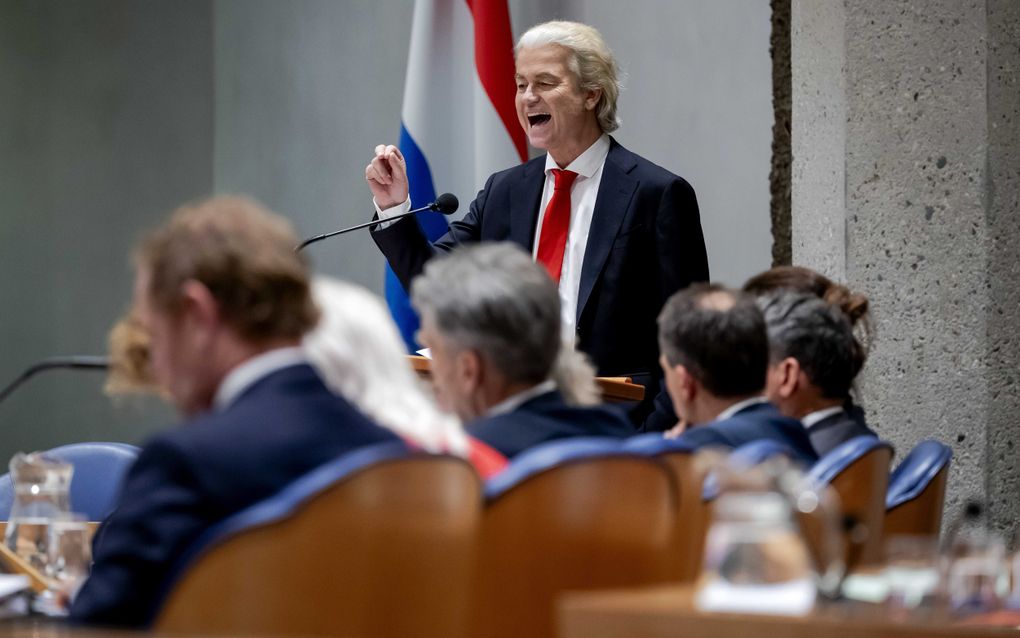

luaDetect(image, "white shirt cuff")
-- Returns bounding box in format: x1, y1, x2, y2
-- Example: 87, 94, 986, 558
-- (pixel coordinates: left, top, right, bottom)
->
372, 197, 412, 230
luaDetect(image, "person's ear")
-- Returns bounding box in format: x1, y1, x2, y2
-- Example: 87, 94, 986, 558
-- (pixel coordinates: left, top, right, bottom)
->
584, 87, 602, 111
455, 348, 482, 394
675, 364, 697, 404
776, 356, 800, 399
178, 280, 221, 336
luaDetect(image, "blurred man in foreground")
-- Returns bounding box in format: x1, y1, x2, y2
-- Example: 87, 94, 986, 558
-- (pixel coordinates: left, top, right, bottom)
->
657, 284, 818, 464
411, 243, 632, 458
71, 197, 397, 627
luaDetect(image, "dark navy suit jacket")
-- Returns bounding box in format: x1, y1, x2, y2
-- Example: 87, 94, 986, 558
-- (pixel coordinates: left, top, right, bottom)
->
372, 138, 709, 430
677, 401, 819, 465
807, 408, 877, 457
70, 364, 398, 628
468, 389, 634, 459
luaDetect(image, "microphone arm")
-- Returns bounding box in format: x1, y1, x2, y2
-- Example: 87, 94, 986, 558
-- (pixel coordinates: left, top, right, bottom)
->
0, 356, 110, 405
296, 193, 459, 252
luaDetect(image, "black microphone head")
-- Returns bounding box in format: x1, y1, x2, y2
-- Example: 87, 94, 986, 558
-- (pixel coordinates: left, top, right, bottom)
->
432, 192, 459, 215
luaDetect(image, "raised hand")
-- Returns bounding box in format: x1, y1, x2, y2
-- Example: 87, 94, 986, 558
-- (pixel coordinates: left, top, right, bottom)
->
365, 144, 409, 210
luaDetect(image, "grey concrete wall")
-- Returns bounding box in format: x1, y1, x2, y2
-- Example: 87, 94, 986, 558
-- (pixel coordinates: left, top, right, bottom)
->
985, 0, 1020, 538
212, 0, 413, 292
791, 0, 1020, 536
0, 1, 211, 461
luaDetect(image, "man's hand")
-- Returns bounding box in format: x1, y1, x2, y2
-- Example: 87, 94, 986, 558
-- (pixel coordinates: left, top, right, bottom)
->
365, 144, 409, 210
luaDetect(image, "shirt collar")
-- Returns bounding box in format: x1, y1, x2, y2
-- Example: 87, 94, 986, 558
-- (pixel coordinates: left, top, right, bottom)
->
543, 133, 611, 179
486, 379, 557, 418
213, 346, 308, 411
801, 406, 846, 429
713, 396, 769, 422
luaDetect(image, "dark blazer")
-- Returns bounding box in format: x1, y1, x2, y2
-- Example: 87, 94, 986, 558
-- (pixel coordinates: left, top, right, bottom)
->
70, 364, 398, 628
468, 389, 634, 459
807, 408, 877, 458
372, 138, 709, 429
677, 401, 819, 465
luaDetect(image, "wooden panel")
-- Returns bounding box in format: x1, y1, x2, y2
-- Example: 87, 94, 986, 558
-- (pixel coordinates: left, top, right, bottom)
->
156, 457, 481, 638
469, 458, 677, 638
884, 466, 949, 540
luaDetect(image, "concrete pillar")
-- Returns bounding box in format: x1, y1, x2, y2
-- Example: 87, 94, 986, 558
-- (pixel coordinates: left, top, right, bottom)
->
792, 0, 1020, 537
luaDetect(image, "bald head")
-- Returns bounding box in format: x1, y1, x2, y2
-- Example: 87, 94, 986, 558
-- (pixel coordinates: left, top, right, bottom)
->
657, 284, 768, 398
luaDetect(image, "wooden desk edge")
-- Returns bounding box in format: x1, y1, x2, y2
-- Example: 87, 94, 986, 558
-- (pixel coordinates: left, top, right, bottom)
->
558, 585, 1020, 638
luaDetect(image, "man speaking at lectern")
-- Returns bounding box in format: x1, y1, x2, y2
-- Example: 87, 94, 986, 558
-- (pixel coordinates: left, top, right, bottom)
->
366, 21, 709, 431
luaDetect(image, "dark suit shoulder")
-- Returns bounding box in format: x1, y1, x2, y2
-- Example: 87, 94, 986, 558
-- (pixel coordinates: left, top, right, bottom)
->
607, 138, 692, 187
469, 391, 632, 458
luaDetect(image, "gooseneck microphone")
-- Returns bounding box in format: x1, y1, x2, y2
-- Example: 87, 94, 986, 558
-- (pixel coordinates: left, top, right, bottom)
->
297, 193, 459, 252
0, 356, 110, 405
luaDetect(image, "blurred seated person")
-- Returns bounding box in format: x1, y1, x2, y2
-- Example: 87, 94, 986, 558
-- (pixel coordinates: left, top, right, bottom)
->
102, 279, 509, 478
657, 284, 818, 464
410, 242, 633, 458
743, 265, 872, 430
71, 197, 398, 628
303, 277, 507, 477
758, 292, 877, 456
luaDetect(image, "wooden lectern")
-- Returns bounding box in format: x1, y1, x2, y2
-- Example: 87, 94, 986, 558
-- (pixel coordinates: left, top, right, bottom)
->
406, 356, 644, 403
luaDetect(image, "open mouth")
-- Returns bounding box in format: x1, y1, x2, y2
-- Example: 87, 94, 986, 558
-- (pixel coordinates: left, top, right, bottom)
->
527, 113, 552, 127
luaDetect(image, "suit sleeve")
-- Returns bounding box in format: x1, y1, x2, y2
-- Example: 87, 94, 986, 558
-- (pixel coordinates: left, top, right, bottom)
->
370, 176, 494, 292
70, 438, 208, 628
655, 177, 710, 303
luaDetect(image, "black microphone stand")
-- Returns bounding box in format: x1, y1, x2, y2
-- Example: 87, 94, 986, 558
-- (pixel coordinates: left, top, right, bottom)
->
0, 356, 109, 404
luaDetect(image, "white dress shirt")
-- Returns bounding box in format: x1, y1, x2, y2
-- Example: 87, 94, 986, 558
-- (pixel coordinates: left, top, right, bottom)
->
713, 396, 769, 422
534, 134, 610, 344
375, 134, 611, 346
485, 379, 557, 417
212, 347, 308, 412
801, 406, 845, 429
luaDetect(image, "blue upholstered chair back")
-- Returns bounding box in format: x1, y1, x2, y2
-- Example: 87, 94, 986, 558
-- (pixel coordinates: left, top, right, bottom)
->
0, 441, 140, 521
807, 435, 894, 486
701, 439, 800, 501
887, 440, 952, 509
621, 433, 696, 456
484, 436, 627, 500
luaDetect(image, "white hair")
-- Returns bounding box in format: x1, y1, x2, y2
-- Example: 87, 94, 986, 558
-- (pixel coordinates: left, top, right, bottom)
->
303, 277, 469, 456
517, 20, 623, 133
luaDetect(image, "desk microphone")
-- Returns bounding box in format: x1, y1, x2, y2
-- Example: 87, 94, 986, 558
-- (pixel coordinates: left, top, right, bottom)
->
297, 193, 459, 252
0, 356, 110, 405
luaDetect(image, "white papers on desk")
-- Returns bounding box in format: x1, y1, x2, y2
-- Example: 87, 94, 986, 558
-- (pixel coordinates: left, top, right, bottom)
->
416, 348, 432, 359
695, 577, 816, 616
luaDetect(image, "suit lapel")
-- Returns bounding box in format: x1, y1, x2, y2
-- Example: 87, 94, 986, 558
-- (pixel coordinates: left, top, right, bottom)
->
576, 141, 638, 323
508, 158, 546, 250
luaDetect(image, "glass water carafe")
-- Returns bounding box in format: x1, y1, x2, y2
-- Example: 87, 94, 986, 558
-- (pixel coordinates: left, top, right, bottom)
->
4, 452, 74, 570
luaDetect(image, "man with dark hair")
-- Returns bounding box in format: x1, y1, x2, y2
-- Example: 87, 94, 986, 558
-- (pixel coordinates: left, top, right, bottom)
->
411, 242, 632, 458
759, 292, 876, 456
71, 197, 398, 627
657, 284, 817, 463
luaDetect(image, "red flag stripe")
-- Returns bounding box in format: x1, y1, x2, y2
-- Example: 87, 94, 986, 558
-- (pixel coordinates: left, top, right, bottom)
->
464, 0, 528, 162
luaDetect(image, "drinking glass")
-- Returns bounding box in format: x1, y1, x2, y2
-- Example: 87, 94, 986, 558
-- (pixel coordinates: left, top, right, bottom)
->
943, 533, 1008, 614
883, 534, 940, 617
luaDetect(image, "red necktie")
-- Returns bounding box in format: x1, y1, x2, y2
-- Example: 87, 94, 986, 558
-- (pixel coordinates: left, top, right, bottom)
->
536, 169, 578, 282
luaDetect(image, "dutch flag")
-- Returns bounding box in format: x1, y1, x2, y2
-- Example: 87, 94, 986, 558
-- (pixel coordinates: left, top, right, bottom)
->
387, 0, 528, 351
